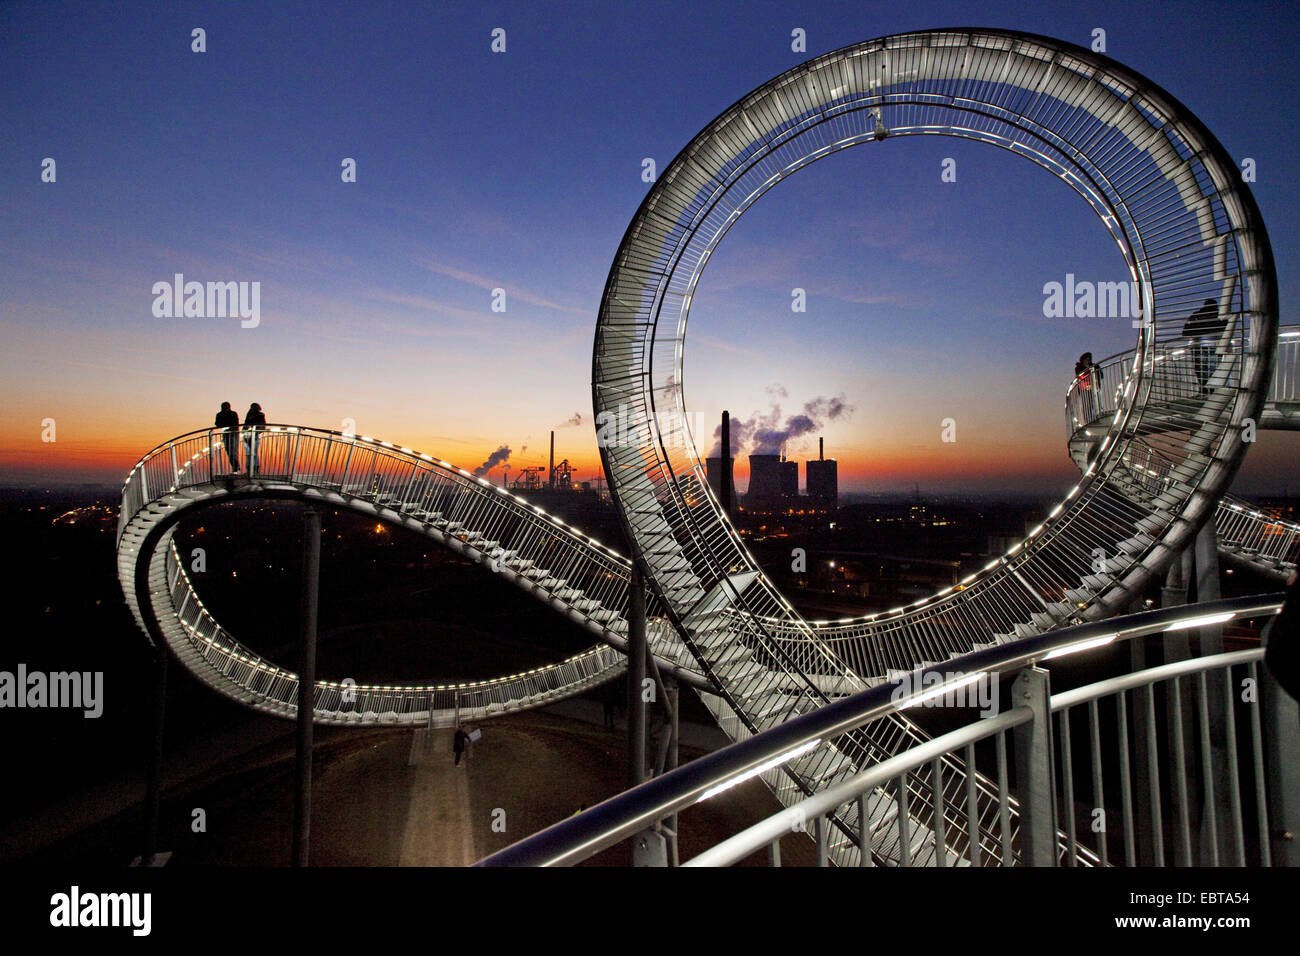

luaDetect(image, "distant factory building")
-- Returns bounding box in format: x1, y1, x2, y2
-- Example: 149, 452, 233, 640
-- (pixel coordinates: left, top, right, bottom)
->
806, 437, 838, 509
746, 453, 785, 510
779, 458, 799, 498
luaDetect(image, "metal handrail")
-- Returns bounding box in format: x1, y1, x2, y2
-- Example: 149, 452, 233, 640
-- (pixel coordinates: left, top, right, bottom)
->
477, 594, 1283, 866
689, 645, 1271, 867
686, 706, 1033, 867
1065, 326, 1299, 434
117, 424, 712, 726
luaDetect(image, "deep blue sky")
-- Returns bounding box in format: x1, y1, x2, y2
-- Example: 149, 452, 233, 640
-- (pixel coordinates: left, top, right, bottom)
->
1, 0, 1296, 493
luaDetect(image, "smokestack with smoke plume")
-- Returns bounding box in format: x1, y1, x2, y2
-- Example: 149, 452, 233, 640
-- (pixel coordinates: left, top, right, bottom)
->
472, 445, 511, 478
709, 391, 852, 457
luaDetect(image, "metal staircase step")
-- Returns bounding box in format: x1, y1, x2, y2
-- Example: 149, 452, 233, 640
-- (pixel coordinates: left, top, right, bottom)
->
701, 643, 753, 667
1116, 532, 1155, 555
1135, 514, 1168, 535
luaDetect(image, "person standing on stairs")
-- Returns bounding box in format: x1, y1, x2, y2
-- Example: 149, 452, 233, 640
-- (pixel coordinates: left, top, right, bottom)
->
1183, 298, 1225, 394
1075, 352, 1103, 421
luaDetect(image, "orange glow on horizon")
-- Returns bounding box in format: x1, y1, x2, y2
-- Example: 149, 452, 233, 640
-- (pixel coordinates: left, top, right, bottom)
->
0, 424, 1072, 492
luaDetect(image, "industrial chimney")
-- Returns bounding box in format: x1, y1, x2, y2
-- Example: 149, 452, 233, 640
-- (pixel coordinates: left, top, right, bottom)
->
720, 410, 732, 516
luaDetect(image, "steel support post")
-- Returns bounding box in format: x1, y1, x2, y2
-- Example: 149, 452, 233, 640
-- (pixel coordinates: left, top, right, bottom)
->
1261, 619, 1300, 866
293, 505, 321, 867
1129, 633, 1154, 865
667, 677, 680, 866
1012, 667, 1057, 866
626, 562, 662, 864
1161, 549, 1194, 863
627, 562, 647, 788
1193, 513, 1231, 864
140, 646, 169, 866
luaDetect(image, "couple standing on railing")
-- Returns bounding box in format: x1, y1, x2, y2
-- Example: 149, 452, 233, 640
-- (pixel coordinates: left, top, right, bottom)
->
214, 402, 267, 474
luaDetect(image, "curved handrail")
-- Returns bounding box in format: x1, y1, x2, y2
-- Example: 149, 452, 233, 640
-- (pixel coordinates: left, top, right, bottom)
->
687, 645, 1268, 867
116, 424, 712, 726
477, 594, 1283, 866
1066, 326, 1300, 436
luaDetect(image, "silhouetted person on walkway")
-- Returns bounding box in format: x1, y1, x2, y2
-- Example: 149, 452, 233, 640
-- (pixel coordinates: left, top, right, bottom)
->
1075, 352, 1103, 421
1183, 298, 1226, 393
453, 727, 470, 766
603, 689, 616, 730
243, 402, 266, 474
215, 402, 240, 472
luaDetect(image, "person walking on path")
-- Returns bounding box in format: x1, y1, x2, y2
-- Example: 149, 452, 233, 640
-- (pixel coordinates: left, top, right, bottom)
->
215, 402, 240, 473
602, 683, 617, 730
243, 402, 266, 474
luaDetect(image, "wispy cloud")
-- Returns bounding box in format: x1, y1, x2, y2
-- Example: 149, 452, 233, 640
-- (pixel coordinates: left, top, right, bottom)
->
421, 257, 588, 317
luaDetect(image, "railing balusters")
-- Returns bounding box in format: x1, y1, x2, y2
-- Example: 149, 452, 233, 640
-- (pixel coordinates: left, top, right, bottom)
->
1169, 677, 1192, 864
1060, 707, 1078, 866
1115, 691, 1137, 866
1195, 671, 1220, 866
1087, 699, 1107, 866
996, 732, 1013, 865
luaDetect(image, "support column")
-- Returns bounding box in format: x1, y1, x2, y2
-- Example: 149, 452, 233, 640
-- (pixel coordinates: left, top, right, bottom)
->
1262, 658, 1300, 867
627, 562, 666, 865
1161, 550, 1194, 864
1193, 513, 1231, 864
1194, 513, 1224, 653
1012, 667, 1056, 866
139, 646, 169, 866
667, 676, 680, 867
1129, 631, 1154, 865
627, 562, 647, 788
293, 505, 321, 867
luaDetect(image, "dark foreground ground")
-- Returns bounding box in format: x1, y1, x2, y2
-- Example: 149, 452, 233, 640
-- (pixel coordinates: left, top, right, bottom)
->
18, 708, 815, 868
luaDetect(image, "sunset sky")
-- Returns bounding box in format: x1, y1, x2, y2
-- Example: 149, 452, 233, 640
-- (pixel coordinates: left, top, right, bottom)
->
2, 0, 1296, 494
